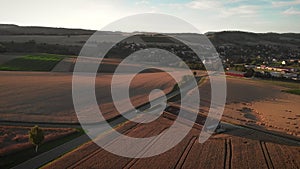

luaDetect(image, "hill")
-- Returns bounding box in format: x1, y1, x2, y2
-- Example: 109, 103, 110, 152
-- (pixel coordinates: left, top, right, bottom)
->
0, 24, 95, 35
0, 24, 299, 63
207, 31, 300, 63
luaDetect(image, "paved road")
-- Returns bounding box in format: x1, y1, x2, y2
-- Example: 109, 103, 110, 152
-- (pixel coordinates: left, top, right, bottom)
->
11, 134, 90, 169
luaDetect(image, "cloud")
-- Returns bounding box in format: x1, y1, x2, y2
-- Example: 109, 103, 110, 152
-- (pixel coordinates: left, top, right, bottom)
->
186, 0, 222, 9
135, 0, 149, 5
221, 5, 259, 17
282, 7, 300, 15
272, 0, 300, 7
185, 0, 259, 17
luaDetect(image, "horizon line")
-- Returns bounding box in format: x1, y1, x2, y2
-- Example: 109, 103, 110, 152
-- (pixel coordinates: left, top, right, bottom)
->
1, 22, 300, 34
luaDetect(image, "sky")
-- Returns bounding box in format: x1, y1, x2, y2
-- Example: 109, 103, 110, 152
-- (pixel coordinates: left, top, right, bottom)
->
0, 0, 300, 33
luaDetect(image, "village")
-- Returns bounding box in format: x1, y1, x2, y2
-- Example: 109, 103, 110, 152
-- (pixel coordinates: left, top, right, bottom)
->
226, 59, 300, 80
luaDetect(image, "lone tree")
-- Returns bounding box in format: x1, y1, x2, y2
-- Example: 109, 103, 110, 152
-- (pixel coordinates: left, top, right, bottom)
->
29, 125, 44, 153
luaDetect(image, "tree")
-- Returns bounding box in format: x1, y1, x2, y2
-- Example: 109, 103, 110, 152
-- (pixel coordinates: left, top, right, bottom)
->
29, 125, 44, 152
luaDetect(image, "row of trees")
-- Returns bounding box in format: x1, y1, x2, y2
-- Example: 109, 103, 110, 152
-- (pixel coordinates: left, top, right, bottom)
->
0, 41, 81, 55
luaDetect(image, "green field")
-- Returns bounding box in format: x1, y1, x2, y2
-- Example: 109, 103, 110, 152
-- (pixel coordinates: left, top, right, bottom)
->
0, 54, 66, 71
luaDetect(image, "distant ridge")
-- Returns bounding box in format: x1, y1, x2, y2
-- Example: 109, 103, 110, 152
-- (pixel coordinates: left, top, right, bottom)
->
0, 24, 299, 59
1, 23, 300, 36
0, 24, 96, 35
207, 31, 300, 49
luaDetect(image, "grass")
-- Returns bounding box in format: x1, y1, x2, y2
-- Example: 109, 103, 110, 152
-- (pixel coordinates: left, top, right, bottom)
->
227, 75, 300, 89
0, 54, 67, 71
0, 128, 84, 169
236, 76, 300, 95
226, 75, 300, 96
282, 89, 300, 95
260, 79, 300, 90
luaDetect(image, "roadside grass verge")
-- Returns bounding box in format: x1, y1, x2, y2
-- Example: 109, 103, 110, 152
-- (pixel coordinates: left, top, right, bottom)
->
0, 128, 84, 169
0, 54, 67, 71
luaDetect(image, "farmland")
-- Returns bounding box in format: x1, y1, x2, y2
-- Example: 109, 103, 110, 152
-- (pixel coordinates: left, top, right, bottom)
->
0, 54, 66, 71
43, 114, 300, 169
0, 70, 177, 123
0, 57, 299, 168
216, 77, 300, 136
0, 56, 299, 168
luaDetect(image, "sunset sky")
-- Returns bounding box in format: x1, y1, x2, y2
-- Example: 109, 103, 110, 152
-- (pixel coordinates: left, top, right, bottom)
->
1, 0, 300, 33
